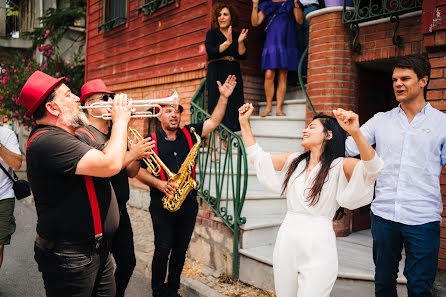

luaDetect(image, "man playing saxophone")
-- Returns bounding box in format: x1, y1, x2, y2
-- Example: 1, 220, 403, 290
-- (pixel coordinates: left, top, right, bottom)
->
76, 79, 155, 297
137, 75, 237, 297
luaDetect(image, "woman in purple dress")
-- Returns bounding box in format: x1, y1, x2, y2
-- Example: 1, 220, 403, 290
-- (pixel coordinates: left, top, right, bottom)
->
251, 0, 303, 117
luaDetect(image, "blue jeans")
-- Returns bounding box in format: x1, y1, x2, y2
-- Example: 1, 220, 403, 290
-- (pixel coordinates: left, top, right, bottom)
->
371, 212, 440, 297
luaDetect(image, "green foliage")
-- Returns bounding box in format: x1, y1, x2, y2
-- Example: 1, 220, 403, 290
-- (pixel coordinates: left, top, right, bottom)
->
0, 3, 86, 128
0, 53, 83, 127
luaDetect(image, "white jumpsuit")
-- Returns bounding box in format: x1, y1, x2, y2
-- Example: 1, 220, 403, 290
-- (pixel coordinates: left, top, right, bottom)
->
246, 143, 383, 297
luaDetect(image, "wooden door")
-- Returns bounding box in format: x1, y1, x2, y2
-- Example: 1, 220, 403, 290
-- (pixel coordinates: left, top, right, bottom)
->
352, 65, 394, 232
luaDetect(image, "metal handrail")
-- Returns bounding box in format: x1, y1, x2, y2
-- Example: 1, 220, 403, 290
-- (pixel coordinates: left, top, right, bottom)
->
298, 47, 316, 116
190, 78, 248, 279
342, 0, 422, 53
342, 0, 422, 25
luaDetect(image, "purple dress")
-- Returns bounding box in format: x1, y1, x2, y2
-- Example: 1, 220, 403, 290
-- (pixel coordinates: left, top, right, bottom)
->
259, 0, 301, 71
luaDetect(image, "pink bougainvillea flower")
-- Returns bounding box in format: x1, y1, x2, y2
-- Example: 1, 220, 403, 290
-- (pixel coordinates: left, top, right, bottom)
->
14, 111, 19, 115
2, 69, 8, 73
22, 58, 26, 63
14, 69, 17, 72
16, 80, 19, 83
12, 118, 17, 122
70, 66, 74, 70
11, 66, 14, 69
47, 44, 52, 49
1, 116, 8, 123
1, 77, 8, 84
48, 49, 52, 54
24, 116, 29, 120
44, 63, 48, 67
26, 67, 30, 71
56, 72, 60, 76
0, 96, 3, 101
65, 77, 71, 82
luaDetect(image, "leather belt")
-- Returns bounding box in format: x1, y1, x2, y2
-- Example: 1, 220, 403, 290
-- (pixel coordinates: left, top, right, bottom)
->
35, 235, 111, 252
208, 56, 236, 64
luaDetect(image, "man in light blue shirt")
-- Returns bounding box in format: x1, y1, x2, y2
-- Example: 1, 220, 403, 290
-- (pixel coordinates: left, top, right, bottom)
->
345, 55, 446, 297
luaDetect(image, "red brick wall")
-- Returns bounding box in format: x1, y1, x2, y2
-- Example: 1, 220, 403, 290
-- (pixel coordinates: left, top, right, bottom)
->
424, 29, 446, 270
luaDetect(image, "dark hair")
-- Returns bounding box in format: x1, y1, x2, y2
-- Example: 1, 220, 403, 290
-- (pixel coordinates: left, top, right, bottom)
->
281, 114, 347, 220
32, 90, 55, 120
211, 2, 239, 29
394, 55, 431, 98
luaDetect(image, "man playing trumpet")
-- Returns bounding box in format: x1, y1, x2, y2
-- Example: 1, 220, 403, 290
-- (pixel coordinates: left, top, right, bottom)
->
18, 71, 135, 296
137, 75, 237, 297
76, 79, 154, 297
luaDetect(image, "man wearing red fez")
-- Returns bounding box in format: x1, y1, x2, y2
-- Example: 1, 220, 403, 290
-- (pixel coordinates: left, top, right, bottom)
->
76, 79, 154, 297
137, 75, 237, 297
18, 71, 135, 297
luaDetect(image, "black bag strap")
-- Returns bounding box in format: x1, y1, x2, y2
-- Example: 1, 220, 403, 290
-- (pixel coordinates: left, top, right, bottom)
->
264, 0, 287, 32
0, 162, 16, 182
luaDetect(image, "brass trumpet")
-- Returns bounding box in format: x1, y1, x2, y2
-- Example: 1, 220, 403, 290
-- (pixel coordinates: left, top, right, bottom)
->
128, 127, 166, 177
80, 91, 180, 120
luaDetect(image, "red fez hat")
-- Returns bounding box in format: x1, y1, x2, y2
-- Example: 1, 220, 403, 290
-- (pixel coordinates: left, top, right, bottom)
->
155, 104, 184, 114
18, 71, 65, 115
80, 79, 115, 103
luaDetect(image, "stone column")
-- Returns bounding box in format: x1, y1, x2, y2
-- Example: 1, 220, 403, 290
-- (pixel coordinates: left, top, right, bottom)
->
306, 7, 358, 237
0, 0, 6, 36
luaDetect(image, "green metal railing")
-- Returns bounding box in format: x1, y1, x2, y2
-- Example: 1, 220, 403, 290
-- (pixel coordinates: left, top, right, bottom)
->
137, 0, 176, 16
298, 47, 316, 116
190, 79, 248, 279
342, 0, 422, 53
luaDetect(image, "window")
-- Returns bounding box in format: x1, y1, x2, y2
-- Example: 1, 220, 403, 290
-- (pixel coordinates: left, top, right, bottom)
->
137, 0, 178, 16
98, 0, 127, 32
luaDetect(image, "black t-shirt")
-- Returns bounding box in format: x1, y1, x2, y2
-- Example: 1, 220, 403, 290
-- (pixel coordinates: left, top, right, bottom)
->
75, 125, 130, 205
143, 123, 203, 211
27, 125, 119, 242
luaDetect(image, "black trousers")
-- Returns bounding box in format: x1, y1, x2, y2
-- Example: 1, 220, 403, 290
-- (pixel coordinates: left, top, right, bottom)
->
150, 201, 198, 297
112, 204, 136, 297
34, 240, 115, 297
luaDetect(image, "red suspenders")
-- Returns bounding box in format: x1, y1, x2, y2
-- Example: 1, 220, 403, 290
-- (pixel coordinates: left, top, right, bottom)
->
75, 127, 96, 142
151, 127, 196, 181
181, 127, 196, 179
27, 129, 103, 238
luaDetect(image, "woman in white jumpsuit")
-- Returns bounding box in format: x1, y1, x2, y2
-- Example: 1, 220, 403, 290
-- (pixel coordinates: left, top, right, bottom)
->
238, 105, 383, 297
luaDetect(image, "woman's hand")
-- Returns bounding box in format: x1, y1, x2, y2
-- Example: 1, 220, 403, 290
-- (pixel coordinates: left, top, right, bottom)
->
239, 103, 255, 124
333, 108, 360, 136
238, 29, 248, 43
252, 0, 259, 4
226, 26, 233, 44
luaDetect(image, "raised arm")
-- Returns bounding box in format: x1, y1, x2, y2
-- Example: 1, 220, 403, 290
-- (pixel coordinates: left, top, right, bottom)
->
201, 75, 237, 138
238, 29, 248, 56
251, 0, 265, 27
239, 103, 293, 171
333, 108, 375, 181
76, 94, 133, 177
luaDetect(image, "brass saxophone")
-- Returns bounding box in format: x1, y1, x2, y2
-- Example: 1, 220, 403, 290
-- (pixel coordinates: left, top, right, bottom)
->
161, 127, 201, 212
128, 127, 201, 212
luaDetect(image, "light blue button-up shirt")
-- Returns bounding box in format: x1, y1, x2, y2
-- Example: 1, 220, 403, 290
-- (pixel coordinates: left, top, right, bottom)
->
345, 103, 446, 225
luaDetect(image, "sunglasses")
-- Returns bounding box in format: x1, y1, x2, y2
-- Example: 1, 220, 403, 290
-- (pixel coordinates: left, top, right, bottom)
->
99, 94, 114, 101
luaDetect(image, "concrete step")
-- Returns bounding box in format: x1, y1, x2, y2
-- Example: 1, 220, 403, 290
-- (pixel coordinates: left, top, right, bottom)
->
239, 230, 408, 294
258, 99, 307, 115
255, 134, 302, 152
249, 116, 305, 137
332, 278, 407, 297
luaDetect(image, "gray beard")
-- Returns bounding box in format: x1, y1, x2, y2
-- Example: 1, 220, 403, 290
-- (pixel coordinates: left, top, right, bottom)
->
60, 106, 90, 129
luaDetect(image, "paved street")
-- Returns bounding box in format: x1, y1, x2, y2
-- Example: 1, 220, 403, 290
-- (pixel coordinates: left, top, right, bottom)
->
0, 201, 151, 297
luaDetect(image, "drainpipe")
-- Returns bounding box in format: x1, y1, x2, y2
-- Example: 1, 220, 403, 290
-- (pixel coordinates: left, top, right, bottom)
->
0, 0, 6, 37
